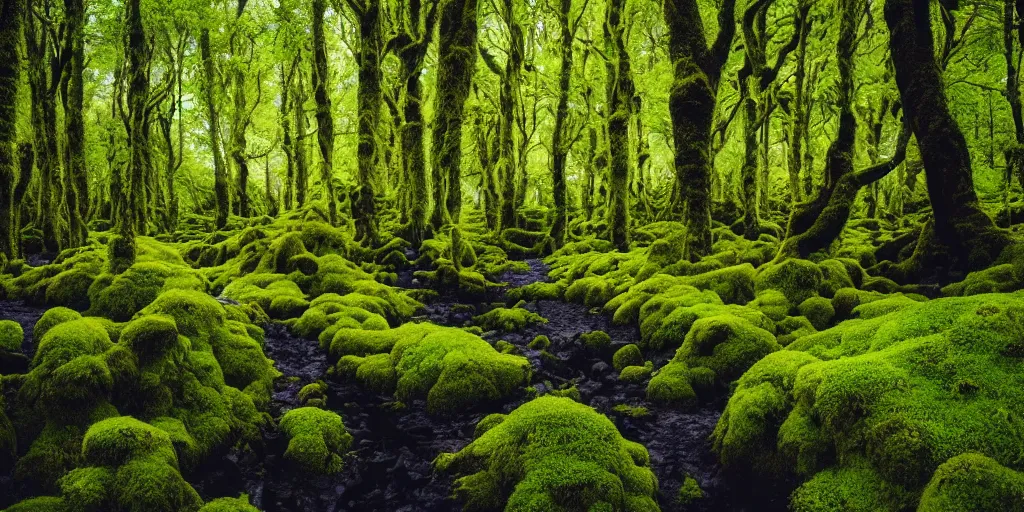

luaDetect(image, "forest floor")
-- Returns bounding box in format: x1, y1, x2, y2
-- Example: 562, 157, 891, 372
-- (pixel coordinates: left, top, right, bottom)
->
193, 258, 785, 511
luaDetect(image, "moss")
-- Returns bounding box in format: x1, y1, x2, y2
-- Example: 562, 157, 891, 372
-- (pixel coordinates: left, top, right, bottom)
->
612, 404, 650, 418
472, 305, 547, 332
677, 475, 704, 506
495, 340, 520, 355
755, 258, 824, 306
528, 335, 551, 350
748, 289, 791, 322
268, 295, 309, 320
638, 293, 771, 352
565, 275, 620, 307
715, 292, 1024, 508
0, 319, 23, 352
579, 330, 612, 354
682, 263, 757, 304
816, 259, 858, 298
333, 323, 530, 415
918, 453, 1024, 512
646, 362, 697, 407
279, 407, 352, 475
298, 381, 328, 408
618, 362, 653, 383
798, 297, 835, 330
45, 268, 95, 310
789, 463, 910, 512
34, 307, 83, 344
506, 281, 566, 302
3, 496, 68, 511
198, 496, 260, 512
87, 262, 207, 322
612, 344, 643, 371
436, 396, 658, 511
673, 315, 780, 387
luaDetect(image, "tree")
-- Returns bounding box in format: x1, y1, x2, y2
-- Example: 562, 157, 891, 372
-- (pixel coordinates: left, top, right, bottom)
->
344, 0, 383, 245
882, 0, 1008, 277
200, 27, 231, 229
0, 0, 25, 260
311, 0, 338, 226
430, 0, 478, 227
604, 0, 633, 251
663, 0, 737, 259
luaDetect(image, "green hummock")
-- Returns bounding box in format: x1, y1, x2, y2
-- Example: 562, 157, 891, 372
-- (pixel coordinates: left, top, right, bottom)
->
279, 407, 352, 474
436, 396, 659, 511
0, 319, 22, 352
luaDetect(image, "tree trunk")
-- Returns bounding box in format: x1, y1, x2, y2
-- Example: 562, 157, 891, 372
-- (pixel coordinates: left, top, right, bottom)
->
354, 0, 382, 244
0, 0, 23, 260
605, 0, 632, 251
294, 72, 309, 208
549, 0, 572, 248
431, 0, 478, 227
312, 0, 338, 225
61, 0, 87, 247
200, 28, 230, 229
664, 0, 736, 259
25, 3, 58, 253
883, 0, 1008, 276
112, 0, 151, 273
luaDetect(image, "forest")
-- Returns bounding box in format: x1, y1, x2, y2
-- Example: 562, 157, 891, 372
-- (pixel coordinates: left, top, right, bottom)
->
1, 0, 1024, 508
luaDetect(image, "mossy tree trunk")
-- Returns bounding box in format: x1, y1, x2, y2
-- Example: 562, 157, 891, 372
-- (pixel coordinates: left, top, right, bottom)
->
549, 0, 574, 248
883, 0, 1009, 275
604, 0, 633, 251
389, 0, 437, 245
786, 1, 811, 206
582, 126, 597, 221
280, 57, 297, 211
0, 0, 23, 260
156, 33, 185, 233
430, 0, 478, 228
1004, 0, 1024, 190
61, 0, 88, 248
25, 0, 59, 253
200, 28, 230, 230
294, 70, 310, 208
112, 0, 152, 273
664, 0, 737, 259
477, 116, 500, 231
777, 0, 867, 259
229, 0, 253, 218
347, 0, 382, 245
14, 144, 33, 258
312, 0, 338, 226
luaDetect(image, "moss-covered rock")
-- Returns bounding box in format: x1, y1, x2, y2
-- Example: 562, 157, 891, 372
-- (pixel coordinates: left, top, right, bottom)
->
918, 453, 1024, 512
673, 315, 780, 387
646, 362, 697, 407
198, 496, 260, 512
714, 292, 1024, 509
618, 362, 653, 383
279, 407, 352, 475
612, 344, 643, 371
332, 323, 530, 415
528, 335, 551, 350
798, 297, 835, 330
0, 319, 23, 352
472, 304, 547, 332
755, 259, 824, 306
436, 396, 659, 511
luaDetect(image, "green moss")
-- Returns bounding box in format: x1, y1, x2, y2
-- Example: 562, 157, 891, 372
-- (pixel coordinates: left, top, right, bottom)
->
941, 264, 1022, 297
789, 463, 910, 512
612, 344, 643, 371
45, 268, 95, 310
332, 323, 530, 415
279, 407, 352, 475
918, 453, 1024, 512
682, 263, 757, 304
565, 275, 620, 307
298, 381, 328, 408
816, 259, 858, 298
798, 297, 835, 330
528, 335, 551, 350
34, 307, 83, 344
506, 281, 566, 302
3, 496, 68, 511
198, 496, 260, 512
472, 305, 547, 332
268, 295, 309, 320
618, 362, 653, 383
87, 261, 207, 321
0, 319, 23, 352
715, 292, 1024, 509
436, 396, 658, 511
579, 330, 612, 353
677, 475, 704, 506
755, 259, 824, 306
673, 315, 780, 387
748, 289, 791, 322
646, 362, 697, 407
612, 404, 650, 418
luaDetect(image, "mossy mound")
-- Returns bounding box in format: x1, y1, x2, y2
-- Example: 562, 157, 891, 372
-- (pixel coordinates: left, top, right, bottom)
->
87, 261, 207, 322
471, 304, 547, 332
918, 453, 1024, 512
672, 315, 780, 388
638, 293, 774, 352
0, 319, 23, 352
613, 344, 644, 371
198, 496, 260, 512
332, 323, 531, 414
713, 292, 1024, 510
755, 258, 824, 306
436, 396, 659, 511
279, 407, 352, 475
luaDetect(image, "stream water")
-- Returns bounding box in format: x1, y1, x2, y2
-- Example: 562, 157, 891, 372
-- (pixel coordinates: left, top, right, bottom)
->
0, 258, 790, 511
